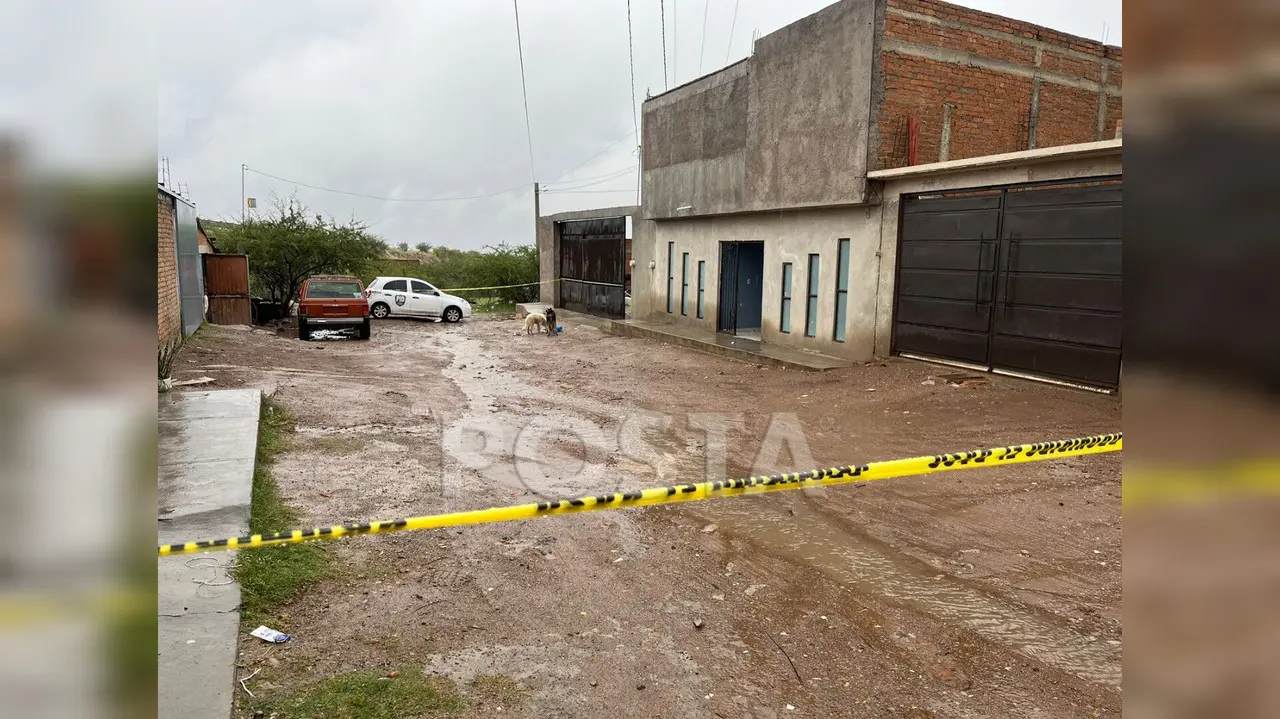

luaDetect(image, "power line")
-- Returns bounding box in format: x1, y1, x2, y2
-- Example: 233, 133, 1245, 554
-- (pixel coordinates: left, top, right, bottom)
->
625, 0, 640, 206
673, 0, 678, 84
243, 166, 530, 203
541, 187, 638, 195
545, 166, 637, 192
512, 0, 537, 181
545, 164, 637, 188
660, 0, 669, 90
725, 0, 741, 65
698, 0, 710, 76
548, 129, 637, 183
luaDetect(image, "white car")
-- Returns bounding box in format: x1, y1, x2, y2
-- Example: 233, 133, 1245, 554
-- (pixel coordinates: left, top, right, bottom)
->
365, 276, 472, 323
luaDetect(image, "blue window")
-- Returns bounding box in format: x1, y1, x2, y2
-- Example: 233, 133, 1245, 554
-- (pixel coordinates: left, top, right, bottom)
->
833, 238, 850, 342
780, 263, 793, 333
697, 261, 706, 319
805, 254, 820, 337
666, 242, 675, 313
681, 252, 690, 316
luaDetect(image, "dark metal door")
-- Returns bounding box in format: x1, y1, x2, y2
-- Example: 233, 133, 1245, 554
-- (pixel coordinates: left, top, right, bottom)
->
558, 217, 626, 319
893, 178, 1123, 389
991, 183, 1123, 387
734, 242, 764, 330
718, 242, 739, 334
892, 191, 1002, 365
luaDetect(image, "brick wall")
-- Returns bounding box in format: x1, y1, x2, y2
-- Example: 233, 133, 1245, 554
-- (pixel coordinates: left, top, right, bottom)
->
158, 191, 181, 347
877, 0, 1122, 169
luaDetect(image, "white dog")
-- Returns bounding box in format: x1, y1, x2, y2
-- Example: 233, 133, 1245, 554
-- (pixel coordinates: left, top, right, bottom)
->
523, 312, 548, 335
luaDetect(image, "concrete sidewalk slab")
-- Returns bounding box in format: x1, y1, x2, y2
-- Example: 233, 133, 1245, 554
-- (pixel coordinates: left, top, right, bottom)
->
598, 316, 853, 371
158, 389, 260, 719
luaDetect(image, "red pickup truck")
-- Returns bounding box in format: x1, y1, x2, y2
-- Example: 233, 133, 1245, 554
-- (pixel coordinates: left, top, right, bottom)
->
297, 276, 371, 340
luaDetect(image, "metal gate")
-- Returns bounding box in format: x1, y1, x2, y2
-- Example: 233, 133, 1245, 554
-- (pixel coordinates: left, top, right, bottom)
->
558, 217, 626, 319
892, 178, 1122, 389
203, 253, 252, 325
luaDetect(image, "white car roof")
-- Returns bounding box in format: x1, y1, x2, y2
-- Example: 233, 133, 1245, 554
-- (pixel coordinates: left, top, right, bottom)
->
373, 276, 437, 285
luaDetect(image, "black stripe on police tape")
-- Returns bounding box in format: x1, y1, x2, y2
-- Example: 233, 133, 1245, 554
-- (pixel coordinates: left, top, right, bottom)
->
160, 432, 1120, 555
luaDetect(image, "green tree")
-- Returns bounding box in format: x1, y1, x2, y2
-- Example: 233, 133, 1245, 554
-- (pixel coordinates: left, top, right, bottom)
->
415, 242, 434, 253
222, 198, 385, 308
397, 242, 410, 251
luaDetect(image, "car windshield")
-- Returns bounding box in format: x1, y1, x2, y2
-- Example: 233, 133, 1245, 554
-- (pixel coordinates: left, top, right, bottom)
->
306, 281, 363, 299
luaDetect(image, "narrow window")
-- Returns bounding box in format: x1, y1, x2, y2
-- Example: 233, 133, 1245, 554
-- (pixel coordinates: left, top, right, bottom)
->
833, 238, 850, 342
666, 242, 675, 313
780, 263, 793, 333
680, 252, 690, 316
805, 254, 820, 338
697, 260, 706, 319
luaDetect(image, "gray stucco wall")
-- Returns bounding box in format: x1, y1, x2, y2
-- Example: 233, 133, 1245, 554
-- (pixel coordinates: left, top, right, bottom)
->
639, 207, 883, 362
633, 142, 1123, 363
536, 204, 645, 307
640, 0, 878, 220
641, 62, 749, 219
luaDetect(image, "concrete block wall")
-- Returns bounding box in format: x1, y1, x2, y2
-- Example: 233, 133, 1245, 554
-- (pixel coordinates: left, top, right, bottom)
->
158, 191, 181, 347
876, 0, 1122, 168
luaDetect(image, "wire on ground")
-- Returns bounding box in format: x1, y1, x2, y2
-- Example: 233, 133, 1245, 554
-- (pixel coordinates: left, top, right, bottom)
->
159, 433, 1122, 557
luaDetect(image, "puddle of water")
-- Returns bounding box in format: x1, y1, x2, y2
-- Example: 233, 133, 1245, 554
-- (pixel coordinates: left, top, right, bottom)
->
690, 492, 1121, 687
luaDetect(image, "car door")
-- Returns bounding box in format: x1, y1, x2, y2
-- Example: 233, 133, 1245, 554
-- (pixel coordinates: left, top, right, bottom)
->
378, 279, 411, 314
409, 280, 444, 317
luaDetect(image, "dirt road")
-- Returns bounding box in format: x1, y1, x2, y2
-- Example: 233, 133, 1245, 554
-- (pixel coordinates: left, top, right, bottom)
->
176, 315, 1121, 718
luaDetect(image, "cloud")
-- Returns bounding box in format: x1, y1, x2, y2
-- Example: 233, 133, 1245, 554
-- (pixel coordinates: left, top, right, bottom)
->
157, 0, 1120, 249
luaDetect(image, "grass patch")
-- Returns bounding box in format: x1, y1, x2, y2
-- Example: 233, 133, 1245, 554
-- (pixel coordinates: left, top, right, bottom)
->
235, 395, 331, 627
246, 668, 467, 719
471, 674, 526, 707
310, 434, 368, 455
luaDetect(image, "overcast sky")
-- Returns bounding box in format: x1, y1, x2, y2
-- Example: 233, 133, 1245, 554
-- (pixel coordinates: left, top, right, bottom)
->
158, 0, 1121, 250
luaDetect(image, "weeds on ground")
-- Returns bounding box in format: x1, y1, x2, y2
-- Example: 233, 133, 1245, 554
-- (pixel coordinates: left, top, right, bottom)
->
470, 674, 527, 707
235, 395, 331, 627
309, 434, 368, 455
158, 337, 183, 381
245, 668, 467, 719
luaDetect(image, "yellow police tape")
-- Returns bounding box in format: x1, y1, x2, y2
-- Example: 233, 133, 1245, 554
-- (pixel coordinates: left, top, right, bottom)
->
159, 433, 1121, 557
440, 278, 559, 292
1123, 458, 1280, 509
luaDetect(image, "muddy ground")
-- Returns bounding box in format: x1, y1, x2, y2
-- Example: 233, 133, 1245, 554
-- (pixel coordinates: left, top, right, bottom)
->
176, 314, 1121, 718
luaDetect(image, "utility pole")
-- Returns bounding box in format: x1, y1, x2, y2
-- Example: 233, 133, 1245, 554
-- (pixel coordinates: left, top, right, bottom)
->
241, 164, 247, 223
532, 181, 540, 227
533, 181, 542, 303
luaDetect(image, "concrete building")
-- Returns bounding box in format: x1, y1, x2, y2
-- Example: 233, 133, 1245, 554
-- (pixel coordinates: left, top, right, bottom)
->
625, 0, 1123, 388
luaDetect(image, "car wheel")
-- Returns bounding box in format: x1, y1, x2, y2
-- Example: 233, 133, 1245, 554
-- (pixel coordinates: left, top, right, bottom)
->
358, 318, 372, 340
443, 306, 463, 323
297, 318, 309, 340
370, 302, 390, 319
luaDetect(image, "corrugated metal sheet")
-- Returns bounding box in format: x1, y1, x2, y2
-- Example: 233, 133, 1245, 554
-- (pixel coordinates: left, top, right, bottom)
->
174, 199, 204, 335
